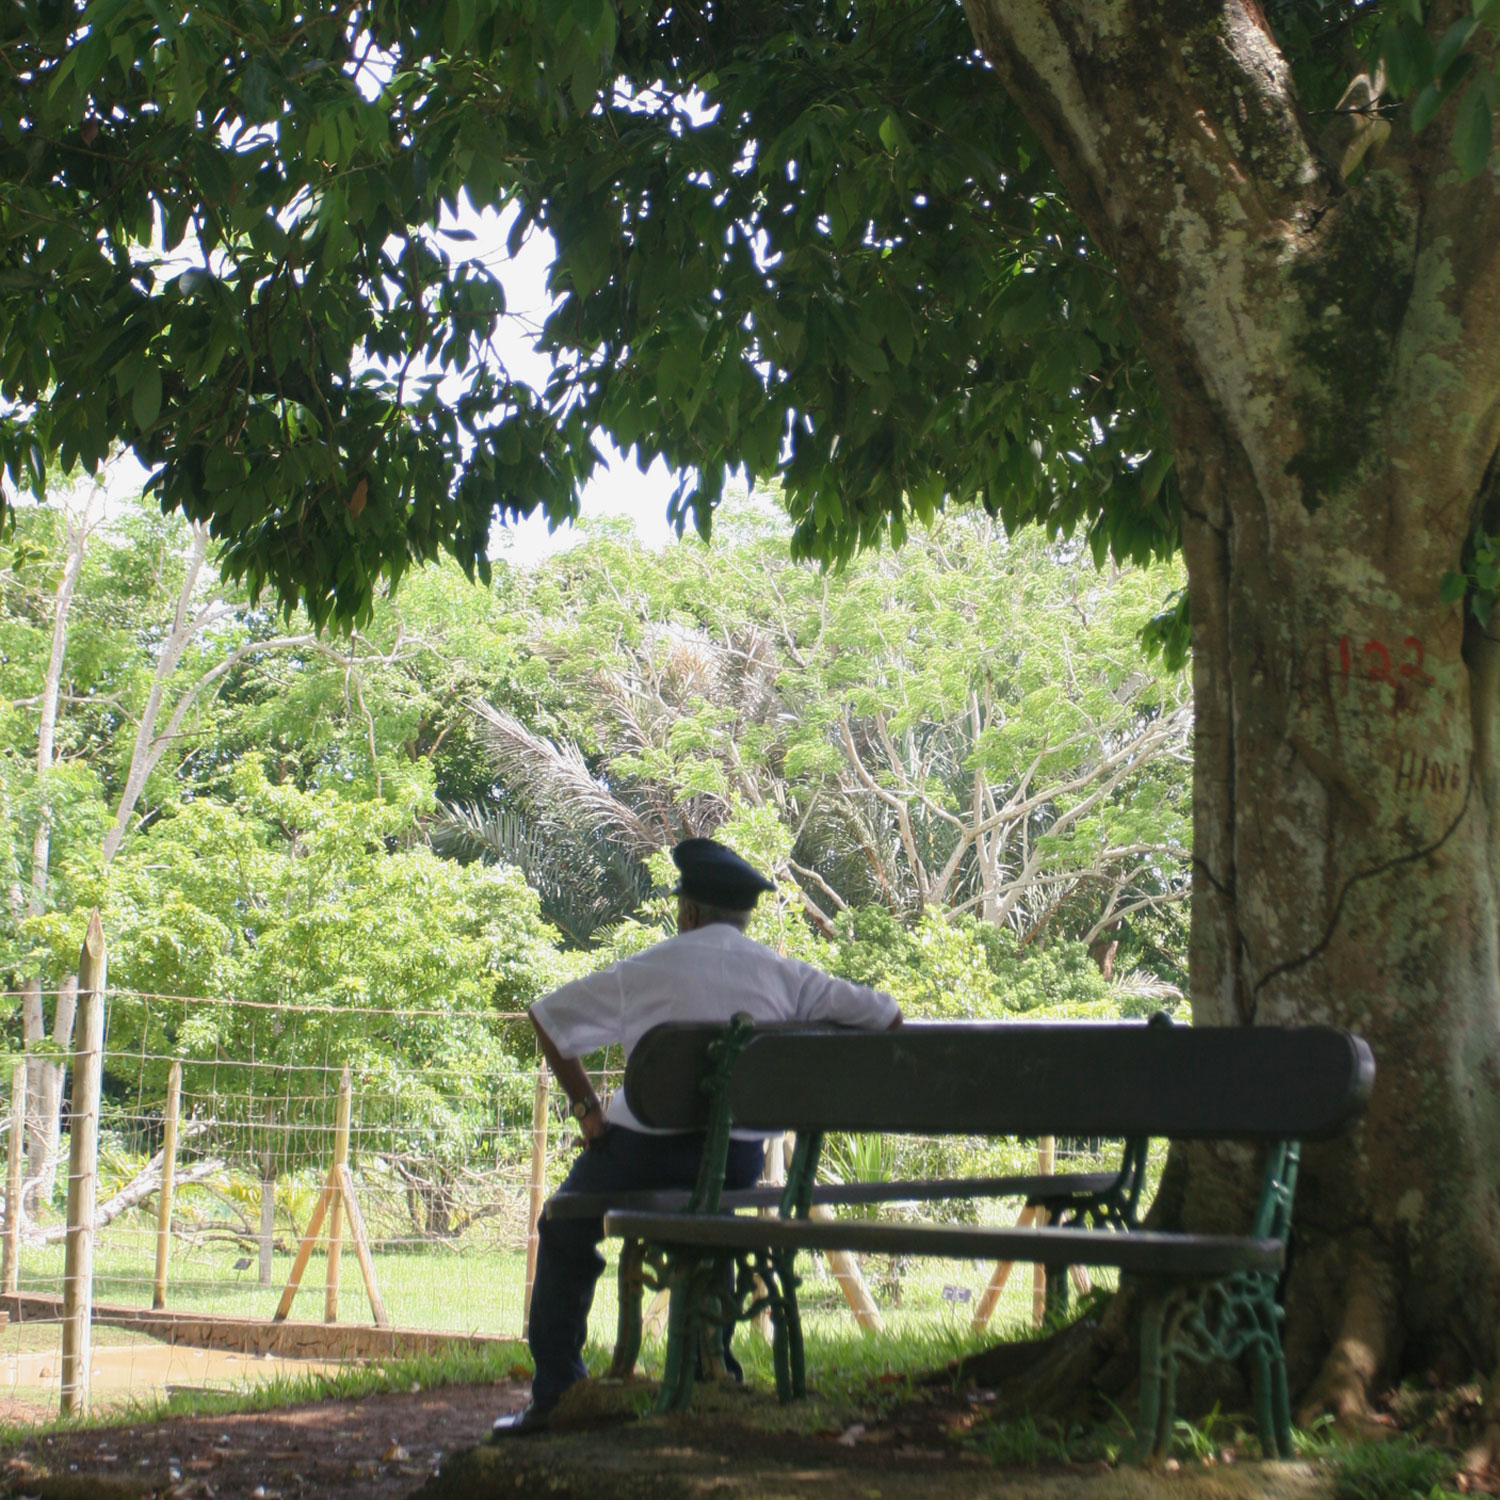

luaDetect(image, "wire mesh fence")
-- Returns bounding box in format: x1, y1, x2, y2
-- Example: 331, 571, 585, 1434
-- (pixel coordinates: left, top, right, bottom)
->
0, 980, 1149, 1419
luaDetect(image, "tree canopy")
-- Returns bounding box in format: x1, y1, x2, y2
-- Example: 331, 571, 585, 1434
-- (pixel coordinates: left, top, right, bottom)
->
5, 1, 1492, 628
1, 0, 1172, 627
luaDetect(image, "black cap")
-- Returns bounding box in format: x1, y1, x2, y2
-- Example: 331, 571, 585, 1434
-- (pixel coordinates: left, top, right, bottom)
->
671, 838, 776, 911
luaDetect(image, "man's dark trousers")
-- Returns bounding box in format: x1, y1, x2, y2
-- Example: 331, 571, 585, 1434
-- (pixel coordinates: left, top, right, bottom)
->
528, 1126, 766, 1413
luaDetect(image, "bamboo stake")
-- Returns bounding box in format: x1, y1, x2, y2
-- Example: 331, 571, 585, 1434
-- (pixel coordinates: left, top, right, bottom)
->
810, 1204, 883, 1333
3, 1061, 25, 1296
151, 1061, 181, 1310
970, 1203, 1039, 1331
325, 1066, 351, 1324
60, 910, 106, 1417
273, 1181, 334, 1322
337, 1163, 388, 1327
522, 1066, 549, 1338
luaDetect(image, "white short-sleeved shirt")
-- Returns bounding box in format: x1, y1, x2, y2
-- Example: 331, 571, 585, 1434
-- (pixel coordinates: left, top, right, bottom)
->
530, 924, 900, 1136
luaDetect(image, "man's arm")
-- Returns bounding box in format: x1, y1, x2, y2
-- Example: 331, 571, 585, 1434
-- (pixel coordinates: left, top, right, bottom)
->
530, 1008, 607, 1145
792, 961, 904, 1031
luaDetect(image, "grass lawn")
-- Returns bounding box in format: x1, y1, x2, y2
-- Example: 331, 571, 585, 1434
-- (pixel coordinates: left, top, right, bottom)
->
2, 1204, 1104, 1411
1, 1136, 1144, 1413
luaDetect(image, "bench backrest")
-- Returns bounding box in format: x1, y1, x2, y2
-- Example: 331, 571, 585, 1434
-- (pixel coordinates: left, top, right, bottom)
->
624, 1020, 1374, 1140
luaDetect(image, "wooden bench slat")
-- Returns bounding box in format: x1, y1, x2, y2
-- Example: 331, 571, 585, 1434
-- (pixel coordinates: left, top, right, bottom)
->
626, 1022, 1373, 1140
603, 1210, 1287, 1278
546, 1170, 1121, 1220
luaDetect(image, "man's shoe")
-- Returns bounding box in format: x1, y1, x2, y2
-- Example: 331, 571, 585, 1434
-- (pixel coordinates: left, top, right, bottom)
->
490, 1401, 553, 1440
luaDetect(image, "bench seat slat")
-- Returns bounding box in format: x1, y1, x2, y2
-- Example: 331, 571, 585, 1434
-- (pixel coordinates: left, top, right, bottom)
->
603, 1211, 1286, 1278
546, 1170, 1121, 1220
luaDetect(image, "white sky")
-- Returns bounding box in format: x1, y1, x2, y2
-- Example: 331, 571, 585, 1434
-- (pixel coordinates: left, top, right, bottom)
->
466, 203, 681, 562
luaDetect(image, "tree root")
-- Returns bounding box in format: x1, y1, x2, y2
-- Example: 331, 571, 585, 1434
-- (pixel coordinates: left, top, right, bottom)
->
1296, 1239, 1398, 1436
937, 1292, 1132, 1425
1464, 1351, 1500, 1477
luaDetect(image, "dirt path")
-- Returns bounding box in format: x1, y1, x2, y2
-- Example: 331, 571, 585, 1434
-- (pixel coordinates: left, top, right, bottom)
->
0, 1378, 529, 1498
0, 1378, 1340, 1500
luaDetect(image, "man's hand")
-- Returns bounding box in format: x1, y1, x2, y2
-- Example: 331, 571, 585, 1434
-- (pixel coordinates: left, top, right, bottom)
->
531, 1007, 608, 1147
578, 1103, 607, 1148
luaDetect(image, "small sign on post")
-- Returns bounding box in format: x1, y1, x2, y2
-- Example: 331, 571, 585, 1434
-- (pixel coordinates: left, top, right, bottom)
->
60, 910, 106, 1417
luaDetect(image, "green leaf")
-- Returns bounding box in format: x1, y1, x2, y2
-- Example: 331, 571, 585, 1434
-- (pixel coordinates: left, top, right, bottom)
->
1435, 18, 1479, 80
132, 367, 162, 432
1440, 569, 1469, 604
1453, 81, 1494, 176
1412, 82, 1446, 131
1382, 17, 1435, 96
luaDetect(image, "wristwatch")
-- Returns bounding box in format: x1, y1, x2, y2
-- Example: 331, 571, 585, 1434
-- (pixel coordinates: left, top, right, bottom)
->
571, 1095, 601, 1122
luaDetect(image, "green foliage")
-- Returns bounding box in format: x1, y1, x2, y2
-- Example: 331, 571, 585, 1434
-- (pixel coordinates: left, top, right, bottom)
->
1325, 1436, 1462, 1500
1441, 528, 1500, 623
0, 2, 603, 625
826, 908, 1110, 1020
529, 6, 1175, 578
1376, 3, 1498, 179
16, 753, 575, 1166
493, 503, 1190, 963
0, 0, 1176, 627
0, 514, 621, 1148
0, 0, 1496, 636
1169, 1402, 1238, 1463
1269, 0, 1500, 182
974, 1412, 1075, 1467
2, 488, 1188, 1189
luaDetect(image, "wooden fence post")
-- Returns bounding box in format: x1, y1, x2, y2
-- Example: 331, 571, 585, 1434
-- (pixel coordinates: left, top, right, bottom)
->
325, 1067, 351, 1324
1032, 1135, 1055, 1329
60, 910, 106, 1417
152, 1061, 181, 1311
522, 1066, 549, 1338
258, 1104, 277, 1289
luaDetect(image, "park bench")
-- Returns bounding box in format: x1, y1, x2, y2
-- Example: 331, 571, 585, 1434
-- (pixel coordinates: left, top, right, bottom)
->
571, 1016, 1373, 1459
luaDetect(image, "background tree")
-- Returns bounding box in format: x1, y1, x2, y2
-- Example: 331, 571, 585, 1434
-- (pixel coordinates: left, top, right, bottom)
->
463, 504, 1190, 969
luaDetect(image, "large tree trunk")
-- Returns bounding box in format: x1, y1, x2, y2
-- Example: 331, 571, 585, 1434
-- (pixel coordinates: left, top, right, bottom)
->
961, 0, 1500, 1419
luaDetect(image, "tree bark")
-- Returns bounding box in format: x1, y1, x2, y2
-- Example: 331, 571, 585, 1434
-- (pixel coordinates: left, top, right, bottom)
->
22, 506, 88, 1209
30, 974, 77, 1208
961, 0, 1500, 1416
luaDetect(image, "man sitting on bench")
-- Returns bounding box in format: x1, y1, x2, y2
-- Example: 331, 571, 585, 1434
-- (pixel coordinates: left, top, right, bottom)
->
493, 837, 902, 1437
